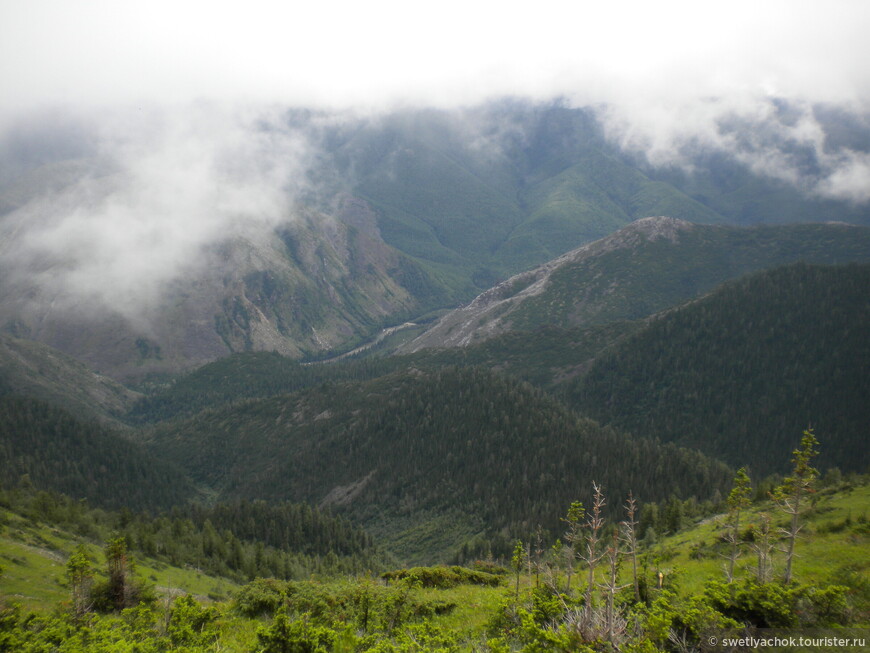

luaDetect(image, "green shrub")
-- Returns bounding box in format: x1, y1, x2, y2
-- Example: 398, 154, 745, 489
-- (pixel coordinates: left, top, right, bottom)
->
381, 565, 501, 588
234, 577, 288, 617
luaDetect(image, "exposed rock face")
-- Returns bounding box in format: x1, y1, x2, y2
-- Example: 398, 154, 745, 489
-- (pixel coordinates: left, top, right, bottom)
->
401, 217, 695, 351
0, 175, 423, 380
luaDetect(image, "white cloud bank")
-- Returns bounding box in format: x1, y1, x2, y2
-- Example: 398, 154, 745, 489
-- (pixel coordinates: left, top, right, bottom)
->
2, 104, 310, 321
1, 0, 867, 111
2, 0, 868, 195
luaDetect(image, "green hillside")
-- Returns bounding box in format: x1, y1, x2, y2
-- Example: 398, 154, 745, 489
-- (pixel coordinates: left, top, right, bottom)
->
323, 102, 870, 303
0, 486, 385, 589
3, 467, 865, 651
569, 263, 870, 475
506, 222, 870, 332
141, 366, 732, 563
401, 220, 870, 354
345, 105, 735, 290
0, 396, 196, 512
0, 333, 139, 424
505, 149, 724, 269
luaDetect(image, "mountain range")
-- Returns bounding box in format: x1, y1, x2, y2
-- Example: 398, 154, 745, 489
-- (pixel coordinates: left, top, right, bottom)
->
0, 99, 868, 564
1, 101, 869, 379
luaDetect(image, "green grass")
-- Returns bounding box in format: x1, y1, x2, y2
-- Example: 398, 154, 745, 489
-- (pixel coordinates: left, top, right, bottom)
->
642, 482, 870, 597
419, 582, 506, 637
0, 508, 238, 611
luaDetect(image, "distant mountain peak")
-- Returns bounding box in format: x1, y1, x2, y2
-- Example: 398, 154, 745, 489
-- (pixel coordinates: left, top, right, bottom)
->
620, 216, 694, 241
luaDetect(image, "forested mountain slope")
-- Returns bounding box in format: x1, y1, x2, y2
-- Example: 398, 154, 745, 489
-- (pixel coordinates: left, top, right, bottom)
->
0, 396, 197, 511
3, 101, 869, 380
0, 333, 139, 424
568, 263, 870, 475
142, 366, 732, 562
403, 219, 870, 351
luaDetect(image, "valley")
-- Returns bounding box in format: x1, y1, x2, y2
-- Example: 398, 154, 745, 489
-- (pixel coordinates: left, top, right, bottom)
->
0, 100, 868, 651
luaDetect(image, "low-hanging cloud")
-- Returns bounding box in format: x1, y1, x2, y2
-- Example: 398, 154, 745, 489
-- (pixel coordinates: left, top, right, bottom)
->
2, 103, 312, 324
1, 0, 869, 329
597, 94, 870, 203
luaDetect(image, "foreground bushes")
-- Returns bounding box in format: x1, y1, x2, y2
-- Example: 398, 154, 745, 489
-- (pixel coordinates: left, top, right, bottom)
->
381, 565, 502, 589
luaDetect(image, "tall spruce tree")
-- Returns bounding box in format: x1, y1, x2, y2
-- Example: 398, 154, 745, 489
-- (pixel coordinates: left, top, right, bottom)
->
725, 467, 752, 583
772, 429, 820, 585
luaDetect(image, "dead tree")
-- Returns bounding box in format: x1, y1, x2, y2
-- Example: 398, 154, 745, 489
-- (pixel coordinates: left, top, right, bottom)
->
750, 513, 775, 583
581, 482, 606, 615
598, 527, 631, 642
621, 491, 640, 602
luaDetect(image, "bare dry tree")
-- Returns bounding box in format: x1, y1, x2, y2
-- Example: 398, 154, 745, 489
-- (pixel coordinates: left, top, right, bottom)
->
750, 512, 775, 583
621, 491, 640, 602
580, 481, 606, 616
598, 527, 631, 642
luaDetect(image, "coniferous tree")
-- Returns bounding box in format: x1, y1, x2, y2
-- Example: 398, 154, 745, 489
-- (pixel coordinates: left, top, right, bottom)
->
562, 500, 584, 594
104, 536, 135, 611
66, 544, 93, 620
724, 467, 752, 583
772, 429, 819, 584
511, 540, 524, 599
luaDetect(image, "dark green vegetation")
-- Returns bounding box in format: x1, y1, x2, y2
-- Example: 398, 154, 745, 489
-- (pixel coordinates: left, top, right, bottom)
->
570, 263, 870, 475
2, 103, 870, 647
2, 453, 866, 651
322, 101, 870, 289
127, 353, 401, 424
507, 222, 870, 330
0, 396, 195, 512
110, 259, 869, 569
0, 333, 138, 424
141, 366, 732, 563
0, 484, 385, 588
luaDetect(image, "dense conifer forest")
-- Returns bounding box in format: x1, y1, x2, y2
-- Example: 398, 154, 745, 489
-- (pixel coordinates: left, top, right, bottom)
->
1, 254, 867, 650
569, 263, 870, 474
139, 365, 733, 563
0, 396, 195, 511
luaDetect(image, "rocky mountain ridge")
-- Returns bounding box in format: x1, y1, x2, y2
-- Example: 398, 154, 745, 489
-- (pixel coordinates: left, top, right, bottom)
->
402, 217, 870, 351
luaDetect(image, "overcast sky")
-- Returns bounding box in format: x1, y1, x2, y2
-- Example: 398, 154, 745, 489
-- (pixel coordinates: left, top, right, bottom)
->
2, 0, 868, 113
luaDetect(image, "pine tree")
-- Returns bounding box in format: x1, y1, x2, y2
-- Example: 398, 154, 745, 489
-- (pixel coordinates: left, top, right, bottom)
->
104, 536, 135, 611
772, 428, 820, 585
511, 540, 524, 599
66, 544, 93, 620
724, 467, 752, 583
561, 500, 584, 594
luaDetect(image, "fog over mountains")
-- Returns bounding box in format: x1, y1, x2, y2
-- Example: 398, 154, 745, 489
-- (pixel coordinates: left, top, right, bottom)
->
0, 1, 869, 582
1, 99, 868, 378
